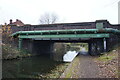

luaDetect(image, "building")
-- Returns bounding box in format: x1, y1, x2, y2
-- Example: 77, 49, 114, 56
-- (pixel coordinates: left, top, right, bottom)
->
2, 19, 25, 33
8, 19, 24, 26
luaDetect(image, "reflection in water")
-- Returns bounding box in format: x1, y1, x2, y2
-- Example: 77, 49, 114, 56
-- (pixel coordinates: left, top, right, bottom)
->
2, 55, 64, 78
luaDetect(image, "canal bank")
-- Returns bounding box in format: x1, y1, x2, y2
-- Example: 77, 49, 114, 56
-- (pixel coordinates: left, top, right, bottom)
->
60, 55, 80, 78
2, 43, 33, 60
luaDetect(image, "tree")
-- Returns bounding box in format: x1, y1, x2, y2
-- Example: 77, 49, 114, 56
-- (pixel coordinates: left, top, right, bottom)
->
39, 12, 58, 24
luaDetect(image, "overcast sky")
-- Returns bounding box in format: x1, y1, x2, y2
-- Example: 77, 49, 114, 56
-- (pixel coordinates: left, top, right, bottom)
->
0, 0, 119, 25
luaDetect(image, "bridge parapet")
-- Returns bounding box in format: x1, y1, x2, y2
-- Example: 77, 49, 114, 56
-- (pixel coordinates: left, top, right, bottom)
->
9, 20, 119, 34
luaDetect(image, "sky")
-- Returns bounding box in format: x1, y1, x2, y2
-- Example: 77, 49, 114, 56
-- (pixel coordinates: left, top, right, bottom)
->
0, 0, 119, 25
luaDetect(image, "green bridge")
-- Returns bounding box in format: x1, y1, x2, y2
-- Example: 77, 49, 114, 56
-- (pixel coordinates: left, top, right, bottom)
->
12, 28, 120, 56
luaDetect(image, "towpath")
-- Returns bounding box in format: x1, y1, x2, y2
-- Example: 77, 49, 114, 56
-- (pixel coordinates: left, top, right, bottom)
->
78, 55, 99, 78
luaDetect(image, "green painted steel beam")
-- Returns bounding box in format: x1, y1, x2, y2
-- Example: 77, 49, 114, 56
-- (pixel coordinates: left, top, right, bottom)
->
11, 29, 98, 36
11, 28, 120, 37
18, 34, 110, 39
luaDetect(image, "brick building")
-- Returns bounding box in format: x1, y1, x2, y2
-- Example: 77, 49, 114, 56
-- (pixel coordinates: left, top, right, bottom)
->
8, 19, 24, 26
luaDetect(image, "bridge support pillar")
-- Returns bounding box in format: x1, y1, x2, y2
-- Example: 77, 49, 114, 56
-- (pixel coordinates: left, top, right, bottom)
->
89, 39, 104, 56
18, 38, 22, 50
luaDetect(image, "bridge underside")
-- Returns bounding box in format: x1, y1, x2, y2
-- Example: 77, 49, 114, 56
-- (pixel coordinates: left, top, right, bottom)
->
17, 38, 115, 56
16, 37, 119, 56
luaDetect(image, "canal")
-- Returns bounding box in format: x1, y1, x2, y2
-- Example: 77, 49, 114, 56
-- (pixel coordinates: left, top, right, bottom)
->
2, 55, 69, 78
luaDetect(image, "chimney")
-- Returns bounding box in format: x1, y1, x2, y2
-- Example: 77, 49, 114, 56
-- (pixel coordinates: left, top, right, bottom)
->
10, 19, 12, 24
4, 23, 7, 25
16, 19, 19, 22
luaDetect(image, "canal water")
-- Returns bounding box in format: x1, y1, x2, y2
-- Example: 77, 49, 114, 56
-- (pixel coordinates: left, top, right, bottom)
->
2, 49, 88, 78
2, 55, 67, 78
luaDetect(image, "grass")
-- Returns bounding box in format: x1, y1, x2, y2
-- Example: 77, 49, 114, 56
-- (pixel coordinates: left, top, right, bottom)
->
95, 46, 119, 78
96, 46, 119, 62
62, 55, 80, 78
45, 62, 70, 78
97, 55, 115, 62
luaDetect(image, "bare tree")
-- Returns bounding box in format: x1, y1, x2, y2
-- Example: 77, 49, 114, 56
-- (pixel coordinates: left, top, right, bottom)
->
39, 12, 58, 24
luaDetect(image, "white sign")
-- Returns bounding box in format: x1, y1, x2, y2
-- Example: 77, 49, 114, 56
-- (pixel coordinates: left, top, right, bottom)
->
63, 51, 78, 62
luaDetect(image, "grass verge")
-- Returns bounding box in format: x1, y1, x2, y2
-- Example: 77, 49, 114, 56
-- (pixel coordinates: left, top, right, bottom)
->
95, 46, 119, 78
60, 55, 80, 78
